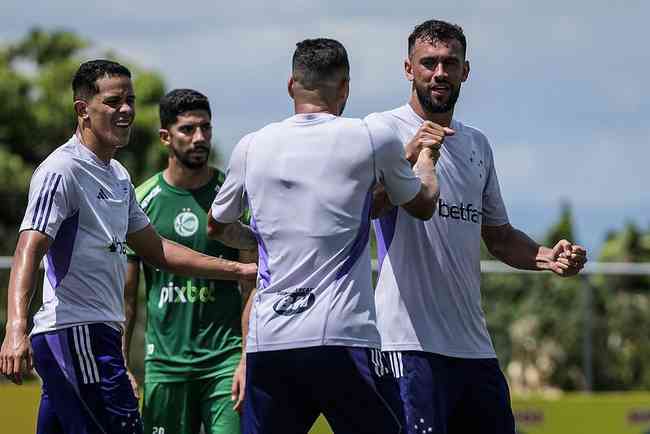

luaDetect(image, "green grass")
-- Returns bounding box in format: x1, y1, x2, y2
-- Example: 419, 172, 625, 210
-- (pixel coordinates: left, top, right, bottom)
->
3, 382, 650, 434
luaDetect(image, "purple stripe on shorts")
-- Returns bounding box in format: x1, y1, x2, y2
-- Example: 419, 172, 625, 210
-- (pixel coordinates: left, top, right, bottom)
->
46, 211, 79, 288
373, 207, 398, 275
44, 329, 80, 390
32, 172, 53, 228
337, 190, 372, 279
250, 216, 271, 289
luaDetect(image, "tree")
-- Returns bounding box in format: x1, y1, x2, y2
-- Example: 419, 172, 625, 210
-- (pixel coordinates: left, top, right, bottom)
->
0, 28, 167, 255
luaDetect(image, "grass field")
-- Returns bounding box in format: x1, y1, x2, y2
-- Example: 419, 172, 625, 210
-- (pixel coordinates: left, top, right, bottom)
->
2, 382, 650, 433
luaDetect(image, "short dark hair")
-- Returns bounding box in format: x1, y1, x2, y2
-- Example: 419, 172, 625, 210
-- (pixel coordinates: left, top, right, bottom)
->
408, 20, 467, 58
159, 89, 212, 129
292, 38, 349, 90
72, 59, 131, 101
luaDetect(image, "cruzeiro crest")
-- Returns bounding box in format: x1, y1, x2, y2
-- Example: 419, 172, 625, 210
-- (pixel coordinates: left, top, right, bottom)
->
174, 208, 199, 237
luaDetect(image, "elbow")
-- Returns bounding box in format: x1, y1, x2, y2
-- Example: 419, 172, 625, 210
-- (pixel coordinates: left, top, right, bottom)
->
413, 188, 440, 221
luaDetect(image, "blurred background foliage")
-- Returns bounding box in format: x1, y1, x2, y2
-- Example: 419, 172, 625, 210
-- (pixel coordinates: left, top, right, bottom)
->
1, 29, 649, 393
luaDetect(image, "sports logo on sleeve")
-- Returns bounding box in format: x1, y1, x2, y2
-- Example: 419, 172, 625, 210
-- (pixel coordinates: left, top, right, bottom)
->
174, 208, 199, 237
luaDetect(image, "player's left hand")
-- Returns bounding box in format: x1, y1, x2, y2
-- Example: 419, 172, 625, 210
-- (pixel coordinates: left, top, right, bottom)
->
545, 239, 587, 277
231, 355, 246, 412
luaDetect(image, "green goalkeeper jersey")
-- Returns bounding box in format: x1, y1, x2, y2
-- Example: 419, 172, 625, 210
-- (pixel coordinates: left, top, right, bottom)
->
132, 170, 243, 383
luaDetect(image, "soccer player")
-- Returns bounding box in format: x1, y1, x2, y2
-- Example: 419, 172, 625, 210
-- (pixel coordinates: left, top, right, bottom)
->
0, 60, 256, 434
123, 88, 254, 434
370, 20, 588, 434
208, 38, 439, 434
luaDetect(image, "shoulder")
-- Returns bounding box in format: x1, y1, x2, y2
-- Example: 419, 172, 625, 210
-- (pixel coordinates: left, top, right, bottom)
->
109, 159, 133, 180
363, 112, 400, 151
136, 173, 163, 208
454, 120, 490, 146
32, 141, 77, 179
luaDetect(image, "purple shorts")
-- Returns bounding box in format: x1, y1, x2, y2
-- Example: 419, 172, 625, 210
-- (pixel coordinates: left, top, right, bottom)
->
243, 346, 403, 434
384, 351, 515, 434
31, 323, 143, 434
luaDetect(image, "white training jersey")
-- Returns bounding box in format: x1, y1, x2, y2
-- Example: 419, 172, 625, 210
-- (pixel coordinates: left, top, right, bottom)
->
211, 113, 421, 353
20, 135, 150, 335
371, 104, 509, 358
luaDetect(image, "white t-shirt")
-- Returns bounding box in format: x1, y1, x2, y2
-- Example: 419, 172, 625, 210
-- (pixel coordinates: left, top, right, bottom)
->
371, 104, 509, 358
211, 113, 421, 352
20, 135, 150, 335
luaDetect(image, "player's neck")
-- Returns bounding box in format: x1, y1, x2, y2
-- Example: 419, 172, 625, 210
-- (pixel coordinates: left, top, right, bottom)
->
163, 159, 213, 190
408, 95, 453, 128
294, 102, 336, 115
76, 128, 115, 164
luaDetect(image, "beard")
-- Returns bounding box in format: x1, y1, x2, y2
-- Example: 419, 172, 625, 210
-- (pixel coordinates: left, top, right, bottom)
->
415, 80, 461, 114
172, 144, 210, 169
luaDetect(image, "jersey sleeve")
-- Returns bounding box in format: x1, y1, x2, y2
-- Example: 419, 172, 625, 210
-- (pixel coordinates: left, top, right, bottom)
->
211, 134, 253, 223
19, 165, 78, 240
481, 141, 509, 226
127, 183, 151, 234
364, 114, 421, 206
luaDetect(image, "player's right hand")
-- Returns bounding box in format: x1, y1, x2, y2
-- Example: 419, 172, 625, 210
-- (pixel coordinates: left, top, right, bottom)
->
0, 328, 33, 385
405, 121, 455, 165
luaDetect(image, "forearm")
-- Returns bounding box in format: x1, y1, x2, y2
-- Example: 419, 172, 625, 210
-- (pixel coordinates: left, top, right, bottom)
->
240, 287, 255, 352
414, 164, 440, 204
238, 248, 257, 352
122, 261, 140, 363
157, 238, 247, 281
484, 225, 544, 270
6, 237, 46, 333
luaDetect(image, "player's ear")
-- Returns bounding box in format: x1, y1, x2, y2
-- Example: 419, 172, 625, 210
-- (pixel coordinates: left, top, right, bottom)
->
339, 77, 349, 103
462, 60, 470, 82
74, 100, 89, 119
404, 57, 414, 82
287, 76, 295, 99
159, 129, 171, 147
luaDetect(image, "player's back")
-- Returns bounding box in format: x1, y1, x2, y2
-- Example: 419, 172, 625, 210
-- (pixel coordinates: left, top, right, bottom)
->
243, 113, 378, 352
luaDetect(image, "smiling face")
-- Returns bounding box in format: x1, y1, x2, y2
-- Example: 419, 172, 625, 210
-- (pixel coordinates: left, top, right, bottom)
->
161, 110, 212, 169
406, 37, 470, 115
78, 74, 136, 151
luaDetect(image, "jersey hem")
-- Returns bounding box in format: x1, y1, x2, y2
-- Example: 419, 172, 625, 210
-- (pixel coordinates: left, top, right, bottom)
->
247, 337, 381, 353
380, 343, 497, 359
30, 320, 123, 336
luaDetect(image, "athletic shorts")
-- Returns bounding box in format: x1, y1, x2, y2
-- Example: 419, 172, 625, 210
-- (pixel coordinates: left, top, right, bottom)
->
31, 323, 143, 434
142, 368, 240, 434
384, 351, 515, 434
243, 346, 403, 434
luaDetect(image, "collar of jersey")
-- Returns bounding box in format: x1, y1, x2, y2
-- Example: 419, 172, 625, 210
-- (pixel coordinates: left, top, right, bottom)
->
289, 112, 337, 124
72, 135, 113, 169
402, 103, 460, 133
158, 171, 218, 196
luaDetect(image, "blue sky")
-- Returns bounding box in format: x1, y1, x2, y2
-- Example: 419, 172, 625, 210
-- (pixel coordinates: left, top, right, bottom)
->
2, 1, 648, 255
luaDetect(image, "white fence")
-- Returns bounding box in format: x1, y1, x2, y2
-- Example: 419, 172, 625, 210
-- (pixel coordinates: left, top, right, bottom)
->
2, 258, 649, 391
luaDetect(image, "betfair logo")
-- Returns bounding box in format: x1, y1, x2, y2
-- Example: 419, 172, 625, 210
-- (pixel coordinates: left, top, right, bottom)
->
158, 280, 217, 308
437, 199, 482, 224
